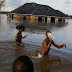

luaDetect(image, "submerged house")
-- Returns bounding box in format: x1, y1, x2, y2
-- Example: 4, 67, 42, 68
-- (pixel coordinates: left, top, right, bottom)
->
10, 2, 68, 23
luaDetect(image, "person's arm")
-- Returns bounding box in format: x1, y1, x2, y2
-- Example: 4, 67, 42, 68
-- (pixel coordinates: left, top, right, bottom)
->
46, 41, 52, 50
52, 40, 66, 48
15, 34, 24, 46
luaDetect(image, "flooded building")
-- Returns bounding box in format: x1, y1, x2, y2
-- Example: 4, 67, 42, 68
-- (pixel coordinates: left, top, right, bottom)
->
10, 2, 68, 24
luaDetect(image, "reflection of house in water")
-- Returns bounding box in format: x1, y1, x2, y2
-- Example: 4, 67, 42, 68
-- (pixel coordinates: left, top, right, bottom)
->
10, 2, 68, 24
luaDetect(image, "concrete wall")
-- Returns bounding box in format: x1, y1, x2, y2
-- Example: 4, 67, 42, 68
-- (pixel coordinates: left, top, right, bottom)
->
30, 16, 38, 20
13, 14, 24, 19
12, 14, 39, 20
55, 18, 58, 23
10, 14, 66, 23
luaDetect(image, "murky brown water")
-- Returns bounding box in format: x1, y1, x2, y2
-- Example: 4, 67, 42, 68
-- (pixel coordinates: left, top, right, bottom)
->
0, 14, 72, 72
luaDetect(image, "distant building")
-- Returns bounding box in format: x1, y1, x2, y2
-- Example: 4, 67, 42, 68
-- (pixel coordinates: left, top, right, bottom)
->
10, 2, 69, 23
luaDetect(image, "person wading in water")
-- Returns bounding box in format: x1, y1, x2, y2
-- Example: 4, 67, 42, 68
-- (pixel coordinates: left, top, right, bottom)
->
38, 31, 66, 57
15, 25, 27, 46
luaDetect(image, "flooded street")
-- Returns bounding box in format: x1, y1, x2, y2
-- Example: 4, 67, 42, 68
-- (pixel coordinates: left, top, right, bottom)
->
0, 14, 72, 72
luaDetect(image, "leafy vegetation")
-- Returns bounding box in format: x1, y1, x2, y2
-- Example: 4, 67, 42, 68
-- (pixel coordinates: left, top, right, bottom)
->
0, 11, 9, 14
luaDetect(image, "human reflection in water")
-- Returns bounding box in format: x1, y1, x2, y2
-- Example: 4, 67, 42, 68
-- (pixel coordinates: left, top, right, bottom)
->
40, 55, 61, 72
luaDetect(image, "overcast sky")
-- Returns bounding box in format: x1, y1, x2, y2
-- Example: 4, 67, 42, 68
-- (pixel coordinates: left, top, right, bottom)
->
1, 0, 72, 15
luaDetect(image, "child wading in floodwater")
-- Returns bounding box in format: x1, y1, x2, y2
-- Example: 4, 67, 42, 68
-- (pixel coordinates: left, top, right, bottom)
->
38, 31, 66, 57
15, 25, 27, 46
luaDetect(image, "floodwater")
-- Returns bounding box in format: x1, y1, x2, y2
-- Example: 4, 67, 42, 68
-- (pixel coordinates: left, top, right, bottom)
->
0, 14, 72, 72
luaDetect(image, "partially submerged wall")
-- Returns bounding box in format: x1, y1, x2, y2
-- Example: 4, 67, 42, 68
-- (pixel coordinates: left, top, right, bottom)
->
10, 14, 66, 23
13, 14, 24, 19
